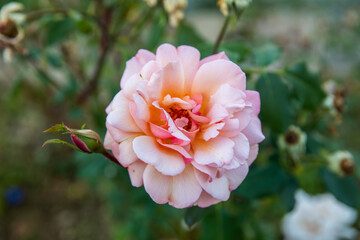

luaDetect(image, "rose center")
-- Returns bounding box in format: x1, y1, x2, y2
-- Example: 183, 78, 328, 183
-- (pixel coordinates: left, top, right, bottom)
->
168, 106, 192, 131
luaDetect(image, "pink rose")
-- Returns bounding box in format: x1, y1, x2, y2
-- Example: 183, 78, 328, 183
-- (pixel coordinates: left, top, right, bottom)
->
104, 44, 265, 208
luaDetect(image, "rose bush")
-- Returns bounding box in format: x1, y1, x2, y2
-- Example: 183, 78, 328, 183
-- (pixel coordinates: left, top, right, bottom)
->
104, 43, 264, 208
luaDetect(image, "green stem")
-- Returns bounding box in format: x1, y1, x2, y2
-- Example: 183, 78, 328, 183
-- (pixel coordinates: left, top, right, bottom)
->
215, 204, 224, 240
212, 15, 231, 54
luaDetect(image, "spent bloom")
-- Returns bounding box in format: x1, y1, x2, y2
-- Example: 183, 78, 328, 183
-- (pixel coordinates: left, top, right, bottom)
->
163, 0, 187, 27
0, 2, 25, 62
327, 151, 355, 177
278, 125, 307, 162
104, 43, 265, 208
282, 190, 358, 240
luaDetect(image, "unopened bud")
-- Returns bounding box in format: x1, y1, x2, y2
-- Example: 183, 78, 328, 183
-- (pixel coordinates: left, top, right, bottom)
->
70, 130, 104, 154
328, 151, 355, 177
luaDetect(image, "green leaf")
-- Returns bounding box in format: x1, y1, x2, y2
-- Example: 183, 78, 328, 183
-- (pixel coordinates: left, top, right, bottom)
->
45, 18, 76, 45
256, 73, 293, 133
176, 22, 205, 47
184, 206, 209, 229
235, 163, 290, 199
322, 169, 360, 208
254, 43, 281, 67
43, 123, 68, 133
42, 139, 80, 151
285, 62, 326, 110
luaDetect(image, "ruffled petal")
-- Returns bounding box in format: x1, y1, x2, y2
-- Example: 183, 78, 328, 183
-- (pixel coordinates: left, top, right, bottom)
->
242, 117, 265, 145
169, 165, 202, 208
128, 160, 147, 187
199, 51, 229, 66
193, 136, 235, 167
133, 136, 185, 176
121, 49, 155, 89
195, 170, 230, 201
156, 43, 178, 66
191, 60, 246, 104
143, 165, 171, 204
177, 45, 200, 92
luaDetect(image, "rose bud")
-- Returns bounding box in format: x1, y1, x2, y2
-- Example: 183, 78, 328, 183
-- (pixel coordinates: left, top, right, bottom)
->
328, 151, 355, 177
70, 130, 105, 154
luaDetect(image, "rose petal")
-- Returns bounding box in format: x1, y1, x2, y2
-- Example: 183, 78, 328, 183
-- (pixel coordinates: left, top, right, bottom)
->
196, 191, 222, 208
195, 170, 230, 201
247, 144, 259, 166
156, 43, 178, 66
121, 49, 155, 89
245, 90, 261, 115
128, 160, 147, 187
177, 45, 200, 92
242, 117, 265, 145
117, 137, 138, 167
107, 106, 142, 133
191, 60, 246, 104
232, 133, 250, 161
193, 136, 235, 167
133, 136, 185, 176
160, 61, 185, 98
199, 51, 229, 66
169, 165, 202, 208
143, 165, 171, 204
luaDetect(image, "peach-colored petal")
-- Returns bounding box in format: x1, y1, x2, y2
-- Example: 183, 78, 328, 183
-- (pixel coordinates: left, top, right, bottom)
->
202, 122, 225, 141
117, 137, 138, 167
157, 139, 192, 163
206, 103, 229, 124
128, 161, 147, 187
143, 165, 171, 204
195, 170, 230, 201
177, 45, 200, 92
197, 191, 221, 208
147, 70, 162, 100
193, 136, 235, 167
225, 163, 249, 190
232, 133, 250, 162
132, 93, 150, 121
242, 117, 265, 145
234, 108, 253, 131
123, 74, 143, 100
129, 101, 150, 135
199, 51, 229, 66
150, 123, 173, 139
191, 161, 217, 178
107, 106, 142, 133
245, 90, 261, 115
247, 144, 259, 166
160, 62, 185, 98
140, 60, 162, 80
209, 84, 247, 113
191, 60, 246, 104
133, 136, 185, 176
169, 165, 202, 208
106, 122, 137, 143
121, 49, 155, 89
156, 43, 178, 66
104, 131, 114, 149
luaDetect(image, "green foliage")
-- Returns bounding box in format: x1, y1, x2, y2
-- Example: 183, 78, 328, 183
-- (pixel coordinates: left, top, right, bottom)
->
254, 43, 281, 67
256, 73, 293, 133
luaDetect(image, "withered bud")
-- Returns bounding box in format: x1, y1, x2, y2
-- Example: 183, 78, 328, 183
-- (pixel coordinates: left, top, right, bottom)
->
285, 130, 300, 145
0, 19, 18, 38
328, 151, 355, 177
340, 157, 355, 176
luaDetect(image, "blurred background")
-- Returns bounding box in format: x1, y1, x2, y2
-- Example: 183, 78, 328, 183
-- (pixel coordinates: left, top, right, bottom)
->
0, 0, 359, 239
